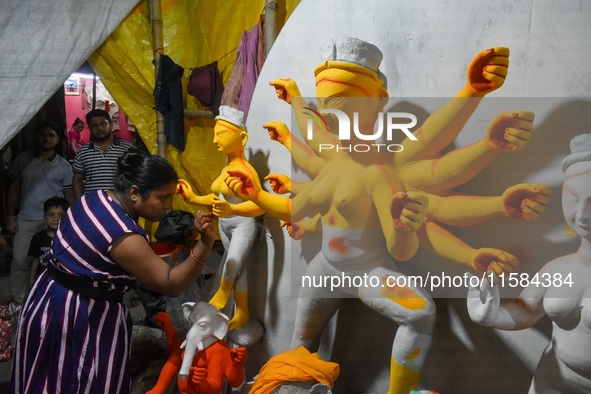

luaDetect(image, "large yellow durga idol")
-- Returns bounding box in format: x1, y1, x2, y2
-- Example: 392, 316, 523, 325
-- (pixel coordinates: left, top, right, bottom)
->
227, 37, 551, 394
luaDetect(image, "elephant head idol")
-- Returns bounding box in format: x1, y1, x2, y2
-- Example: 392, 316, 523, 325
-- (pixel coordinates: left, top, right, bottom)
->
147, 302, 247, 394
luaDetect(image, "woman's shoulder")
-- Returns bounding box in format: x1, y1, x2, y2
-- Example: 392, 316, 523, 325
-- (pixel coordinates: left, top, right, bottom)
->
73, 191, 147, 237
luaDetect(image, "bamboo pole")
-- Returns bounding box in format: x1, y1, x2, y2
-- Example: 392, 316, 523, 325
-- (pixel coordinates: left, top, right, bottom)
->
184, 109, 215, 118
264, 0, 277, 55
92, 73, 97, 110
151, 0, 167, 159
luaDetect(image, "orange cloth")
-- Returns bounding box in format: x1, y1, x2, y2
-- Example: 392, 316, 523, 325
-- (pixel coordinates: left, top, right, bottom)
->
249, 346, 340, 394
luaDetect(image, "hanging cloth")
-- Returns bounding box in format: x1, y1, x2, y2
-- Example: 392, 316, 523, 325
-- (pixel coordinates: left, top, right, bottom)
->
187, 61, 224, 116
221, 15, 267, 121
153, 55, 185, 151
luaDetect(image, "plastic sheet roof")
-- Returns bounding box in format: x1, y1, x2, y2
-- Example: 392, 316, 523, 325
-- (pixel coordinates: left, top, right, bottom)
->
0, 0, 140, 149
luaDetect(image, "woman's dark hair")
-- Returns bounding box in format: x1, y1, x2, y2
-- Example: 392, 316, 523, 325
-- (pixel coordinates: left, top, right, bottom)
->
72, 118, 84, 127
113, 148, 178, 198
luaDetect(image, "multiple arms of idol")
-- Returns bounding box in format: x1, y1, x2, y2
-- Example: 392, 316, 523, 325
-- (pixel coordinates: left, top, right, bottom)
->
239, 47, 550, 274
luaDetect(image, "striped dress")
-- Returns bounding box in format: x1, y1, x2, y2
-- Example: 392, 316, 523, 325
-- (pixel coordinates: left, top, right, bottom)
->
11, 190, 148, 394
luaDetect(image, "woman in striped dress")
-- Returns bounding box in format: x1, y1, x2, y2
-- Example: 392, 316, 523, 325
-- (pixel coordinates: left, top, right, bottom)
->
11, 149, 216, 393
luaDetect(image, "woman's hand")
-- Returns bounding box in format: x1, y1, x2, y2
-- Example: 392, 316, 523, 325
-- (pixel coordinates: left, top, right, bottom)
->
194, 210, 216, 243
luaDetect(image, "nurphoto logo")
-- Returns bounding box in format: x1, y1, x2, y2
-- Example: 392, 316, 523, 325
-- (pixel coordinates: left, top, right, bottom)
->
303, 106, 418, 153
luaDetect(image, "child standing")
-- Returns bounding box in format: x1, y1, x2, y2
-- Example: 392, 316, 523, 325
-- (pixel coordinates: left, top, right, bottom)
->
28, 197, 69, 287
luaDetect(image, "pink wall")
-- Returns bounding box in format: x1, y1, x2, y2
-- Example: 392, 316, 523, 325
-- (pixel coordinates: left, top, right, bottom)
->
64, 77, 135, 145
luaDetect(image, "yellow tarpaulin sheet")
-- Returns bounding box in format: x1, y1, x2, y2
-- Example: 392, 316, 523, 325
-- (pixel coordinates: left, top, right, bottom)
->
87, 0, 299, 233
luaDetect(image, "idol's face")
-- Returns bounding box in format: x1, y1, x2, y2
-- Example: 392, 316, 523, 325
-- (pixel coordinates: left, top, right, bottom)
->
562, 163, 591, 240
213, 121, 244, 154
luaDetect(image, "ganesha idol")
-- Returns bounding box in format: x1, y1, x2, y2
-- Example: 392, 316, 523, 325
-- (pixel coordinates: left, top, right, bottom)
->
146, 301, 246, 394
